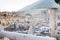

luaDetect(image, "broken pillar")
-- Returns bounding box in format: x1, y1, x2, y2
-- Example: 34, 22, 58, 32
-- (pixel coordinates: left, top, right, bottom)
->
28, 25, 35, 35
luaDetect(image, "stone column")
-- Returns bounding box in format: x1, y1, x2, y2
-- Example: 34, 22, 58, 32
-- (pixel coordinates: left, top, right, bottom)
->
49, 8, 57, 37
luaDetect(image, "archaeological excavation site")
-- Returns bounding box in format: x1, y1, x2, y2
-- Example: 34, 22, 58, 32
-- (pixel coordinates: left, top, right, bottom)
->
0, 0, 60, 40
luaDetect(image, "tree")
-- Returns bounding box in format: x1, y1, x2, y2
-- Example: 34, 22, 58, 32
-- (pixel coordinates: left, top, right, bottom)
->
55, 0, 60, 4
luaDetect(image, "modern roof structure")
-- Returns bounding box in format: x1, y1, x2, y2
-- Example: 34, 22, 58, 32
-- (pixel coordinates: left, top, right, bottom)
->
18, 0, 60, 11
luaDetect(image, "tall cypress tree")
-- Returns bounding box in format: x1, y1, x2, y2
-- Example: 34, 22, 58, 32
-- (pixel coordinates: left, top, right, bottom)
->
55, 0, 60, 4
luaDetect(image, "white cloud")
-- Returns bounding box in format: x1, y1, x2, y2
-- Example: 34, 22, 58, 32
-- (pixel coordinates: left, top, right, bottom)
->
0, 0, 38, 12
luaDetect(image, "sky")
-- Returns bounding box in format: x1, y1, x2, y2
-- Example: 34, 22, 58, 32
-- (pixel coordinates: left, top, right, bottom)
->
0, 0, 38, 12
